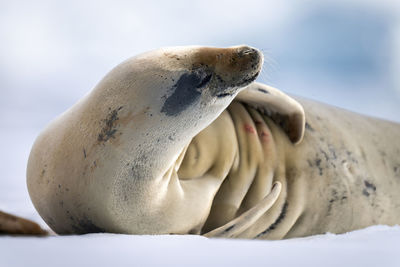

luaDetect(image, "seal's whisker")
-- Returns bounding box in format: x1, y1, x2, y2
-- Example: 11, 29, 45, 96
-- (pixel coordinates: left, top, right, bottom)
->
256, 49, 279, 86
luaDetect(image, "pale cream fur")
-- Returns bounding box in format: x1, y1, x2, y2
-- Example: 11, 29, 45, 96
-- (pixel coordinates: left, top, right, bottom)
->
27, 46, 400, 239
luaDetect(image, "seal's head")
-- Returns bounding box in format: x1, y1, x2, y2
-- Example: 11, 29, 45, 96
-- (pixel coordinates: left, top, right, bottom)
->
132, 45, 263, 116
27, 45, 263, 235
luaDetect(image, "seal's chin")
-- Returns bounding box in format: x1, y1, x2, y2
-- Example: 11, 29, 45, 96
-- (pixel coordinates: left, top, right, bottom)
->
214, 70, 262, 98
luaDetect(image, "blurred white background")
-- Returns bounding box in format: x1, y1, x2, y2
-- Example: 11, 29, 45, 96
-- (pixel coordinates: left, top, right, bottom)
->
0, 0, 399, 221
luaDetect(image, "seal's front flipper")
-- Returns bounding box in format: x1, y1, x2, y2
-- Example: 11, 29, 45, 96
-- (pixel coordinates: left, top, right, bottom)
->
203, 182, 281, 238
236, 82, 305, 144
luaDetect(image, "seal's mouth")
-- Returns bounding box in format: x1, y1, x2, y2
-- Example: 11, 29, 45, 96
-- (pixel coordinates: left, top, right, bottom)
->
215, 71, 260, 98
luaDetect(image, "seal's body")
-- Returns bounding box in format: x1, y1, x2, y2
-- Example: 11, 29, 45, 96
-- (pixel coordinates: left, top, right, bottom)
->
27, 46, 400, 239
195, 97, 400, 239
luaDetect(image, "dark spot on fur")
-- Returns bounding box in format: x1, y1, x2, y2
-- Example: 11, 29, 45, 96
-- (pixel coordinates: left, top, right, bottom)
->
130, 154, 151, 181
90, 161, 97, 172
364, 180, 376, 191
161, 71, 211, 116
362, 180, 376, 197
327, 190, 337, 213
326, 189, 347, 215
328, 145, 338, 160
315, 158, 323, 176
83, 148, 87, 159
362, 189, 370, 197
346, 150, 359, 164
257, 88, 269, 94
224, 225, 235, 233
320, 149, 329, 161
40, 169, 46, 179
256, 202, 288, 238
71, 216, 105, 234
393, 166, 400, 178
98, 106, 123, 142
305, 122, 314, 132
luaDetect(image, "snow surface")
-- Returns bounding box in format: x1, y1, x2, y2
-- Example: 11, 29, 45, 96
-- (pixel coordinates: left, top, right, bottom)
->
1, 226, 400, 267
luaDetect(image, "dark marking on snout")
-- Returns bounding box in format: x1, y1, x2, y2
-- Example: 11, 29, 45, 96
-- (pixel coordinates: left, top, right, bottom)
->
256, 202, 288, 238
161, 71, 211, 116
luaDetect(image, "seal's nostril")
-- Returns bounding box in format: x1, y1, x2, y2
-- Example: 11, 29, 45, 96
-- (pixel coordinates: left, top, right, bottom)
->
242, 49, 254, 55
237, 47, 259, 58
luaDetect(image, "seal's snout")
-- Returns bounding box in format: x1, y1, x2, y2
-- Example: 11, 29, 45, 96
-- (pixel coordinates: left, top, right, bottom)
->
237, 46, 260, 58
208, 45, 263, 96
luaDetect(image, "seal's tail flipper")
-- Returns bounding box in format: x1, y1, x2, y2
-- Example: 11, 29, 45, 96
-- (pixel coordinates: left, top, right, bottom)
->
203, 182, 281, 238
0, 210, 48, 236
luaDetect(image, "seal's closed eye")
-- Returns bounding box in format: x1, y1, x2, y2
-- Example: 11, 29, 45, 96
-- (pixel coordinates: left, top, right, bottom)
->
196, 73, 212, 88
